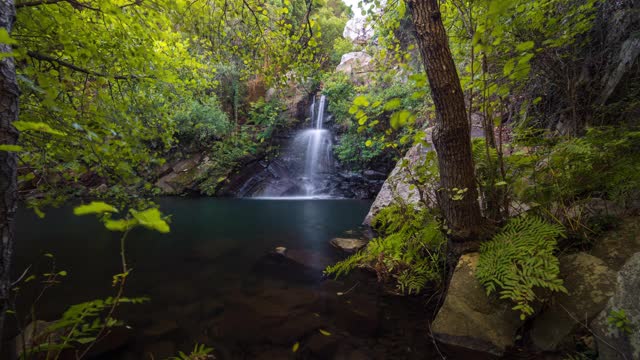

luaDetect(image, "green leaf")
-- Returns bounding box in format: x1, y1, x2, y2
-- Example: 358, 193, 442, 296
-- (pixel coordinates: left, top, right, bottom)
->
0, 28, 17, 45
14, 121, 66, 136
73, 202, 118, 216
104, 218, 137, 232
353, 96, 369, 107
130, 208, 170, 233
0, 145, 23, 152
383, 98, 401, 111
503, 59, 515, 76
516, 41, 535, 52
389, 110, 412, 130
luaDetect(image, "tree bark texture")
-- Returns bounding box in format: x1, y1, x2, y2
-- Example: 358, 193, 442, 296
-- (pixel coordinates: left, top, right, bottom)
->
407, 0, 483, 241
0, 0, 19, 347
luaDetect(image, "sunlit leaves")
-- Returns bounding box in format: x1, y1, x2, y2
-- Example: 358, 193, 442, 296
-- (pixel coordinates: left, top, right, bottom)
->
353, 96, 370, 107
104, 219, 137, 232
389, 110, 414, 130
0, 145, 23, 152
73, 202, 118, 216
0, 28, 17, 45
74, 202, 169, 233
130, 208, 170, 233
14, 121, 66, 136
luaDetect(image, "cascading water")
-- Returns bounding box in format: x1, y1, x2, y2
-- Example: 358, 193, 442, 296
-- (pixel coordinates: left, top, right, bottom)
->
300, 95, 333, 195
255, 94, 335, 198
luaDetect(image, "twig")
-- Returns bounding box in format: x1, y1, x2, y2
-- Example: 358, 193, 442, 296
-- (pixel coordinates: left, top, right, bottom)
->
27, 51, 150, 80
428, 321, 446, 359
558, 303, 628, 360
337, 282, 359, 296
11, 265, 32, 287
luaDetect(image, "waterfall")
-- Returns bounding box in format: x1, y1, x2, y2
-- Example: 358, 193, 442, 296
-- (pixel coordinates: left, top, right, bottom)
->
254, 94, 335, 198
302, 95, 332, 195
238, 95, 337, 199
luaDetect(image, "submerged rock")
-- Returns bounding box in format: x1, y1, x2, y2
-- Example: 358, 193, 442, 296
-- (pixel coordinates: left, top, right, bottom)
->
330, 237, 367, 253
530, 252, 616, 351
591, 253, 640, 360
431, 253, 521, 356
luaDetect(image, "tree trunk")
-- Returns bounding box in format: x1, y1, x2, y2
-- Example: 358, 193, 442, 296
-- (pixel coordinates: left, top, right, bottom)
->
0, 0, 19, 348
407, 0, 483, 241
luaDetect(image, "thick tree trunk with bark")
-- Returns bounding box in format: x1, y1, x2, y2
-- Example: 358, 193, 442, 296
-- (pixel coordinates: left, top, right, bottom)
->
0, 0, 19, 348
407, 0, 483, 241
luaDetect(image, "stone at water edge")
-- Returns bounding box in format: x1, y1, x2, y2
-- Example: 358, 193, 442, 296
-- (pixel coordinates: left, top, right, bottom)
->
431, 253, 521, 356
591, 252, 640, 360
14, 320, 60, 357
330, 238, 367, 253
530, 252, 616, 351
363, 139, 431, 225
274, 246, 287, 256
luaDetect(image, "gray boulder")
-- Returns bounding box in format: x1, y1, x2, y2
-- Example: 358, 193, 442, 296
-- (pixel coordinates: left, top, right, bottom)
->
335, 51, 374, 84
363, 139, 431, 225
330, 238, 367, 253
591, 253, 640, 360
592, 217, 640, 271
530, 252, 616, 351
431, 253, 521, 356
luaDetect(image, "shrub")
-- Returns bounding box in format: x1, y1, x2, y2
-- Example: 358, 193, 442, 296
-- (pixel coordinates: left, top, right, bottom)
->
247, 98, 285, 142
325, 204, 446, 295
173, 98, 231, 150
334, 130, 386, 170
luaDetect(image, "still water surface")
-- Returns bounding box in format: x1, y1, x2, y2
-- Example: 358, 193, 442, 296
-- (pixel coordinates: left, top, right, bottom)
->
12, 198, 436, 359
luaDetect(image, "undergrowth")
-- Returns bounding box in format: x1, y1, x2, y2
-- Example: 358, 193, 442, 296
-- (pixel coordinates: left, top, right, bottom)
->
476, 215, 567, 319
325, 204, 445, 295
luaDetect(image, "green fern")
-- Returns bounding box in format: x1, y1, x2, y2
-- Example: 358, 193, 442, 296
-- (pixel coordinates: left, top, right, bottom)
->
476, 215, 567, 319
170, 343, 215, 360
325, 204, 445, 295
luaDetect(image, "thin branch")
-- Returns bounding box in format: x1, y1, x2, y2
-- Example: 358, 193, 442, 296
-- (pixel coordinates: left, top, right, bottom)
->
16, 0, 100, 11
27, 51, 150, 80
10, 265, 32, 288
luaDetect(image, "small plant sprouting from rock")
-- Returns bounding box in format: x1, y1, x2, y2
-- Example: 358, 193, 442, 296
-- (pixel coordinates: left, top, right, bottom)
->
607, 308, 633, 336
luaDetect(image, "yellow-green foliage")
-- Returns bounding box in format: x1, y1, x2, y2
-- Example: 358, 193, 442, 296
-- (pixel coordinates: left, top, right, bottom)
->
476, 216, 567, 319
325, 204, 445, 295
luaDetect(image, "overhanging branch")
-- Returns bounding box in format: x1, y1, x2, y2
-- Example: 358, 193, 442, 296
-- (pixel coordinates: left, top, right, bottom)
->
27, 51, 150, 80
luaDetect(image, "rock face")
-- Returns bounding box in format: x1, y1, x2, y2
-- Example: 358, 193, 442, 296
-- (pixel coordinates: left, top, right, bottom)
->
530, 253, 616, 351
431, 253, 521, 356
155, 153, 210, 195
363, 140, 431, 225
336, 51, 374, 83
591, 218, 640, 271
342, 17, 373, 44
591, 253, 640, 360
330, 237, 367, 253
